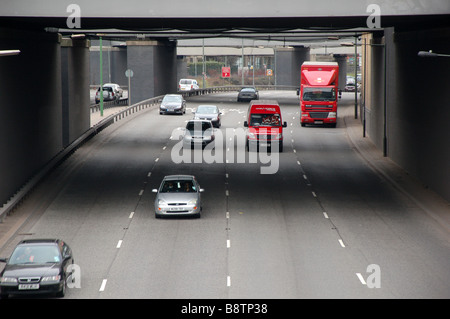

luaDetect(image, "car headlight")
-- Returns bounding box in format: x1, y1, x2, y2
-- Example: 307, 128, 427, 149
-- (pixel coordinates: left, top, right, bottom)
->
1, 277, 17, 284
41, 275, 61, 283
188, 199, 197, 205
248, 132, 256, 139
327, 112, 337, 118
158, 199, 167, 206
275, 133, 282, 139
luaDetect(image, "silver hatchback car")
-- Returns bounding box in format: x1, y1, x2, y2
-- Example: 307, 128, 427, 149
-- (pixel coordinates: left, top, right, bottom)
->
152, 175, 204, 218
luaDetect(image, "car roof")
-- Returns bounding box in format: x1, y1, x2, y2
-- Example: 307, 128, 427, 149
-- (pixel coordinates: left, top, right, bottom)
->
163, 175, 195, 181
17, 239, 61, 245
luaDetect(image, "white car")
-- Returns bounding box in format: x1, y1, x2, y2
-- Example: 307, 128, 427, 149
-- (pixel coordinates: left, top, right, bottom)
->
178, 79, 199, 92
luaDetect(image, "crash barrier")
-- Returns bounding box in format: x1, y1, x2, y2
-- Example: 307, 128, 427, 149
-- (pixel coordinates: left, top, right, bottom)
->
0, 85, 296, 223
90, 97, 129, 113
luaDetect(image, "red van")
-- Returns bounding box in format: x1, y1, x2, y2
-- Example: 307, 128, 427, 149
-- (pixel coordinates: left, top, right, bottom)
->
244, 100, 287, 152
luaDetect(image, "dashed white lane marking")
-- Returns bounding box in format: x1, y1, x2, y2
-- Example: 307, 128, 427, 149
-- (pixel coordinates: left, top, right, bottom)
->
356, 273, 367, 285
227, 276, 231, 287
99, 279, 107, 292
338, 239, 346, 248
312, 191, 317, 197
227, 240, 231, 248
129, 212, 134, 219
155, 158, 159, 162
139, 190, 144, 196
116, 240, 122, 248
323, 212, 329, 219
226, 190, 229, 196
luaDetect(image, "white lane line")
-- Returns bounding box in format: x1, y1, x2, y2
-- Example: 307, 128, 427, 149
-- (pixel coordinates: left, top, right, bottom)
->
227, 240, 231, 248
139, 190, 144, 196
356, 273, 367, 285
155, 158, 159, 162
323, 212, 329, 219
99, 279, 107, 292
226, 212, 230, 219
147, 172, 152, 177
162, 146, 166, 150
303, 174, 308, 180
129, 212, 134, 219
297, 160, 301, 165
227, 276, 231, 287
225, 173, 229, 178
338, 239, 346, 248
226, 190, 229, 196
116, 240, 122, 248
312, 191, 317, 197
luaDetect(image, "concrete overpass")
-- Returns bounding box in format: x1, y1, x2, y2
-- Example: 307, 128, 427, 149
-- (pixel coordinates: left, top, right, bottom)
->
0, 0, 449, 216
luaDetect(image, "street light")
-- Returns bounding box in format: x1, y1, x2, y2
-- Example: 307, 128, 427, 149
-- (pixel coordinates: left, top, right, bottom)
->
418, 50, 450, 58
0, 50, 20, 56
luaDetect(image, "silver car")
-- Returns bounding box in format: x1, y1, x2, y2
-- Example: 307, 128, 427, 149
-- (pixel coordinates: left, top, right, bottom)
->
159, 94, 186, 115
152, 175, 204, 218
183, 120, 215, 149
193, 105, 222, 128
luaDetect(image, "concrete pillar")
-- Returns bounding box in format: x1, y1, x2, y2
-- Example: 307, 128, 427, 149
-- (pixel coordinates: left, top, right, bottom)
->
61, 37, 91, 147
333, 54, 348, 92
0, 28, 62, 205
275, 46, 310, 86
126, 40, 177, 105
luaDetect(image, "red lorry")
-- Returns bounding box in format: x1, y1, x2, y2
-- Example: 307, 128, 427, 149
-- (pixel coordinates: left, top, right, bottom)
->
299, 61, 339, 127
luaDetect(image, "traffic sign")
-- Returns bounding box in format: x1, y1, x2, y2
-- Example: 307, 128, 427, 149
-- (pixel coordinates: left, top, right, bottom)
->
222, 66, 231, 78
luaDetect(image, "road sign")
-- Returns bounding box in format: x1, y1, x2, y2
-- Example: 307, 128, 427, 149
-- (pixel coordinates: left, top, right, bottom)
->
266, 69, 273, 76
222, 66, 231, 78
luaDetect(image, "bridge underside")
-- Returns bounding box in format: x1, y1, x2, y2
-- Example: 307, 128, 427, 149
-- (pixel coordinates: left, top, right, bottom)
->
0, 2, 449, 214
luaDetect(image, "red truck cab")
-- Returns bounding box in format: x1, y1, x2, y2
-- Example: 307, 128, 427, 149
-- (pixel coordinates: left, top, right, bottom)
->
244, 100, 287, 152
299, 61, 339, 127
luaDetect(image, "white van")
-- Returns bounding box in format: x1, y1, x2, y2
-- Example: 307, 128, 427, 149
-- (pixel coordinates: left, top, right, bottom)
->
178, 79, 199, 91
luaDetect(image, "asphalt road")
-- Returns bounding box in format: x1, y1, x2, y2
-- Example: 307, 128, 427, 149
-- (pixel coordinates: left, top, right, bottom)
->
1, 90, 449, 300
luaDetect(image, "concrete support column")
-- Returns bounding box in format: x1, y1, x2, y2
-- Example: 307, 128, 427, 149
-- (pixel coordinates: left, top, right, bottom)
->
0, 28, 62, 205
274, 46, 310, 86
126, 39, 177, 105
61, 37, 91, 147
333, 54, 348, 92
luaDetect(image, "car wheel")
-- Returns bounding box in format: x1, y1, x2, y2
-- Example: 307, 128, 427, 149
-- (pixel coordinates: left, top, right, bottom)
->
56, 276, 66, 297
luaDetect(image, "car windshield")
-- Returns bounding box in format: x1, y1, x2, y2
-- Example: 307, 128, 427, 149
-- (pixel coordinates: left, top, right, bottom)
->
9, 245, 61, 265
197, 106, 218, 114
250, 114, 281, 126
186, 121, 212, 132
241, 88, 256, 92
302, 87, 336, 101
160, 180, 197, 193
163, 95, 182, 103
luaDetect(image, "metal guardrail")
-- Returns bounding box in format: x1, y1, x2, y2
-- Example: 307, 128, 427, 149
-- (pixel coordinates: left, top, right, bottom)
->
0, 85, 296, 223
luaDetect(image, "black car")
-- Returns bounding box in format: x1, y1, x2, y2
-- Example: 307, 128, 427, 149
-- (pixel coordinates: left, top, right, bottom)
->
237, 87, 259, 102
0, 239, 74, 298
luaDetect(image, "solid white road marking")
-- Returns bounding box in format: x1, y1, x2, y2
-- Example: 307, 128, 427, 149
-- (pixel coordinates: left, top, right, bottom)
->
99, 279, 107, 291
356, 273, 367, 285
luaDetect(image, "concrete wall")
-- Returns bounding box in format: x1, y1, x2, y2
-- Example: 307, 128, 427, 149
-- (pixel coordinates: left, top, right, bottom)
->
0, 28, 63, 205
364, 27, 450, 202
